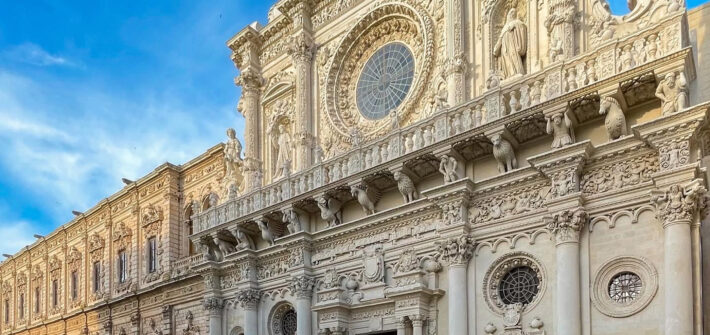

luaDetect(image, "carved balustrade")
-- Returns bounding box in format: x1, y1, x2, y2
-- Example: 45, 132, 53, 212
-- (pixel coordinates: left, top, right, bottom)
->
192, 12, 689, 236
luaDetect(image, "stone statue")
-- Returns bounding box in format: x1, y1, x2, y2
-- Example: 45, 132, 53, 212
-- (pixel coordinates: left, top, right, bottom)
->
234, 228, 255, 250
438, 155, 460, 183
599, 96, 627, 141
393, 171, 419, 203
224, 128, 243, 180
350, 184, 381, 215
213, 235, 236, 256
655, 72, 688, 115
283, 209, 302, 234
257, 220, 276, 246
269, 120, 292, 179
490, 134, 518, 174
546, 111, 575, 148
494, 9, 528, 78
433, 86, 450, 112
317, 195, 343, 227
550, 38, 564, 63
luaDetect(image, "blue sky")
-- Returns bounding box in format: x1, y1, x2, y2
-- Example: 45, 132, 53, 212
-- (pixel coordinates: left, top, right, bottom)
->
0, 0, 708, 256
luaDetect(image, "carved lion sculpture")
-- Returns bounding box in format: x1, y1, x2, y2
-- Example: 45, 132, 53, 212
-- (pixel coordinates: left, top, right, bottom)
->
213, 236, 236, 256
393, 171, 419, 203
490, 134, 518, 174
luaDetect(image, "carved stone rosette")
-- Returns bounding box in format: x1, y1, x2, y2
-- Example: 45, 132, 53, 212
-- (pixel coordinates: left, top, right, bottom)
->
546, 207, 587, 245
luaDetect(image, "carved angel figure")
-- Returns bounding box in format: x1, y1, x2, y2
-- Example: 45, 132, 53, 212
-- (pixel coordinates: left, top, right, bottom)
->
393, 171, 419, 203
490, 134, 518, 174
269, 120, 292, 180
599, 96, 627, 141
439, 155, 460, 183
257, 220, 276, 246
546, 111, 575, 149
317, 195, 343, 227
494, 9, 528, 78
351, 184, 381, 215
656, 72, 688, 116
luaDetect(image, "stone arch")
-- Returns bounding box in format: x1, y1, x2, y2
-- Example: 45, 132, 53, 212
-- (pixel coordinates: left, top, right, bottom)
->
268, 301, 297, 335
229, 326, 245, 335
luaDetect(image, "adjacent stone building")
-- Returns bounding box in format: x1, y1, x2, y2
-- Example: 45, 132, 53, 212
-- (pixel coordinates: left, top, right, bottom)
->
3, 0, 710, 334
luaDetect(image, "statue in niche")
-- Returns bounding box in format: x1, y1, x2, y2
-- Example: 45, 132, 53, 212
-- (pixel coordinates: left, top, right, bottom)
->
655, 72, 688, 116
546, 110, 575, 148
494, 9, 528, 78
268, 116, 292, 180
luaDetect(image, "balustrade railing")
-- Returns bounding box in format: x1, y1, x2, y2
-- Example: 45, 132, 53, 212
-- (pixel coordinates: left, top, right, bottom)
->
192, 13, 686, 235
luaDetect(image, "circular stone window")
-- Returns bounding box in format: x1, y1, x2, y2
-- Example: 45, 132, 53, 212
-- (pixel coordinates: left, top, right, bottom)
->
592, 256, 658, 318
281, 309, 297, 335
483, 252, 546, 314
269, 303, 297, 335
356, 42, 415, 120
498, 266, 541, 305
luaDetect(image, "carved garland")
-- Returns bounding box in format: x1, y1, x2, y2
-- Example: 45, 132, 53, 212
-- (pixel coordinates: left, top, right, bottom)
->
324, 0, 435, 141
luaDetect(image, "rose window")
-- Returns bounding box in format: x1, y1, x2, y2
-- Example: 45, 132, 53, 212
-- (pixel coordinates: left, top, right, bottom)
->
355, 42, 415, 120
280, 309, 297, 335
608, 272, 642, 304
498, 266, 540, 305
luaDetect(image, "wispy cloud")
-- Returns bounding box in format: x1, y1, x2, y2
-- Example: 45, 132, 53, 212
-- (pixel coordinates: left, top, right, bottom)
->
0, 220, 36, 256
2, 43, 75, 67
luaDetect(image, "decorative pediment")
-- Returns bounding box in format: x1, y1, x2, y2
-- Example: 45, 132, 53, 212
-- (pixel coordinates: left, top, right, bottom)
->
113, 222, 133, 248
68, 246, 83, 270
17, 272, 27, 287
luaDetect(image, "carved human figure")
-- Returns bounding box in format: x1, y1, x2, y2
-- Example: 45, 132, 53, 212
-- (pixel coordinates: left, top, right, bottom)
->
433, 85, 450, 112
393, 171, 419, 203
438, 155, 460, 183
550, 38, 564, 63
269, 122, 292, 179
646, 34, 659, 61
599, 96, 627, 141
494, 9, 528, 78
546, 111, 575, 148
224, 128, 243, 180
655, 72, 688, 115
490, 134, 518, 174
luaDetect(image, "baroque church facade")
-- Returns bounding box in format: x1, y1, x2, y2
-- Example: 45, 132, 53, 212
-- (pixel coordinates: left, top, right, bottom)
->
4, 0, 710, 334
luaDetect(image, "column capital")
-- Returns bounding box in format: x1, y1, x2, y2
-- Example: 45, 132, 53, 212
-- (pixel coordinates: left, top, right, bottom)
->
435, 235, 474, 266
290, 275, 316, 299
236, 288, 261, 310
546, 207, 587, 245
203, 297, 225, 314
234, 68, 264, 95
410, 314, 425, 327
287, 33, 315, 65
651, 180, 706, 228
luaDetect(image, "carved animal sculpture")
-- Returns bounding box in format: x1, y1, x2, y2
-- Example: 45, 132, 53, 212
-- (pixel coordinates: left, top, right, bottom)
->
351, 184, 381, 215
283, 209, 302, 234
257, 220, 276, 246
234, 228, 255, 250
490, 134, 518, 174
599, 96, 627, 141
317, 196, 343, 227
213, 236, 236, 256
393, 171, 418, 203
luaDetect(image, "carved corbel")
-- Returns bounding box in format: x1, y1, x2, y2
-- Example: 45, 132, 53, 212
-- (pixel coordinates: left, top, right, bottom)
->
348, 179, 382, 215
528, 140, 592, 203
231, 225, 256, 251
315, 192, 344, 227
485, 127, 519, 174
389, 165, 419, 203
434, 145, 465, 184
543, 103, 576, 149
280, 204, 307, 234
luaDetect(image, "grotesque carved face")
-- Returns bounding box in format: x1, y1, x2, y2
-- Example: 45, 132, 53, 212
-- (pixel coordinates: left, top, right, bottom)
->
553, 114, 562, 125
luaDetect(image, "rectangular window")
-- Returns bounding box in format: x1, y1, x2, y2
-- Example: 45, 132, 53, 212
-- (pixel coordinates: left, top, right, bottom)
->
147, 237, 157, 273
71, 271, 78, 300
4, 299, 9, 323
18, 293, 24, 319
51, 279, 58, 308
34, 287, 39, 314
93, 261, 101, 292
118, 249, 127, 283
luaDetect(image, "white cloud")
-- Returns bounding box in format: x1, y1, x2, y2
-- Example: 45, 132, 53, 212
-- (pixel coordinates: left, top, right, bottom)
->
2, 43, 74, 67
0, 220, 36, 256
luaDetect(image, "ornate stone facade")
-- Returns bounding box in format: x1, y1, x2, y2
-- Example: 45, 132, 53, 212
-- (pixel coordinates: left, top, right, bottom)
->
3, 1, 710, 335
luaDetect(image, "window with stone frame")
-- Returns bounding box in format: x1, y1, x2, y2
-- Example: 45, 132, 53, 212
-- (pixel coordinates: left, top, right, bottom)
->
4, 298, 9, 324
30, 265, 43, 319
88, 232, 106, 300
66, 246, 83, 308
48, 255, 62, 314
118, 249, 127, 283
147, 236, 157, 273
93, 261, 101, 293
51, 279, 58, 308
113, 222, 133, 294
18, 293, 24, 320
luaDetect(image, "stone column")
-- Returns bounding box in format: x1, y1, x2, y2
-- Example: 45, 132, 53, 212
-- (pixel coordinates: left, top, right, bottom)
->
546, 208, 587, 335
651, 182, 705, 335
161, 305, 172, 335
235, 69, 264, 191
396, 317, 406, 335
203, 297, 224, 335
290, 275, 316, 335
436, 235, 474, 335
445, 0, 466, 104
283, 1, 315, 171
236, 288, 261, 335
411, 315, 424, 335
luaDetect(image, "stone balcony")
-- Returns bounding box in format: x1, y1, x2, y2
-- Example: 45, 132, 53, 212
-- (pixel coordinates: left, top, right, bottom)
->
191, 12, 692, 246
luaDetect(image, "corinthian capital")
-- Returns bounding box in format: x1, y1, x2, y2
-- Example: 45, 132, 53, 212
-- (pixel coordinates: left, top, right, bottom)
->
287, 33, 315, 64
546, 207, 587, 245
435, 235, 474, 266
234, 68, 264, 93
236, 288, 261, 310
651, 180, 706, 228
202, 297, 224, 312
290, 275, 316, 299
